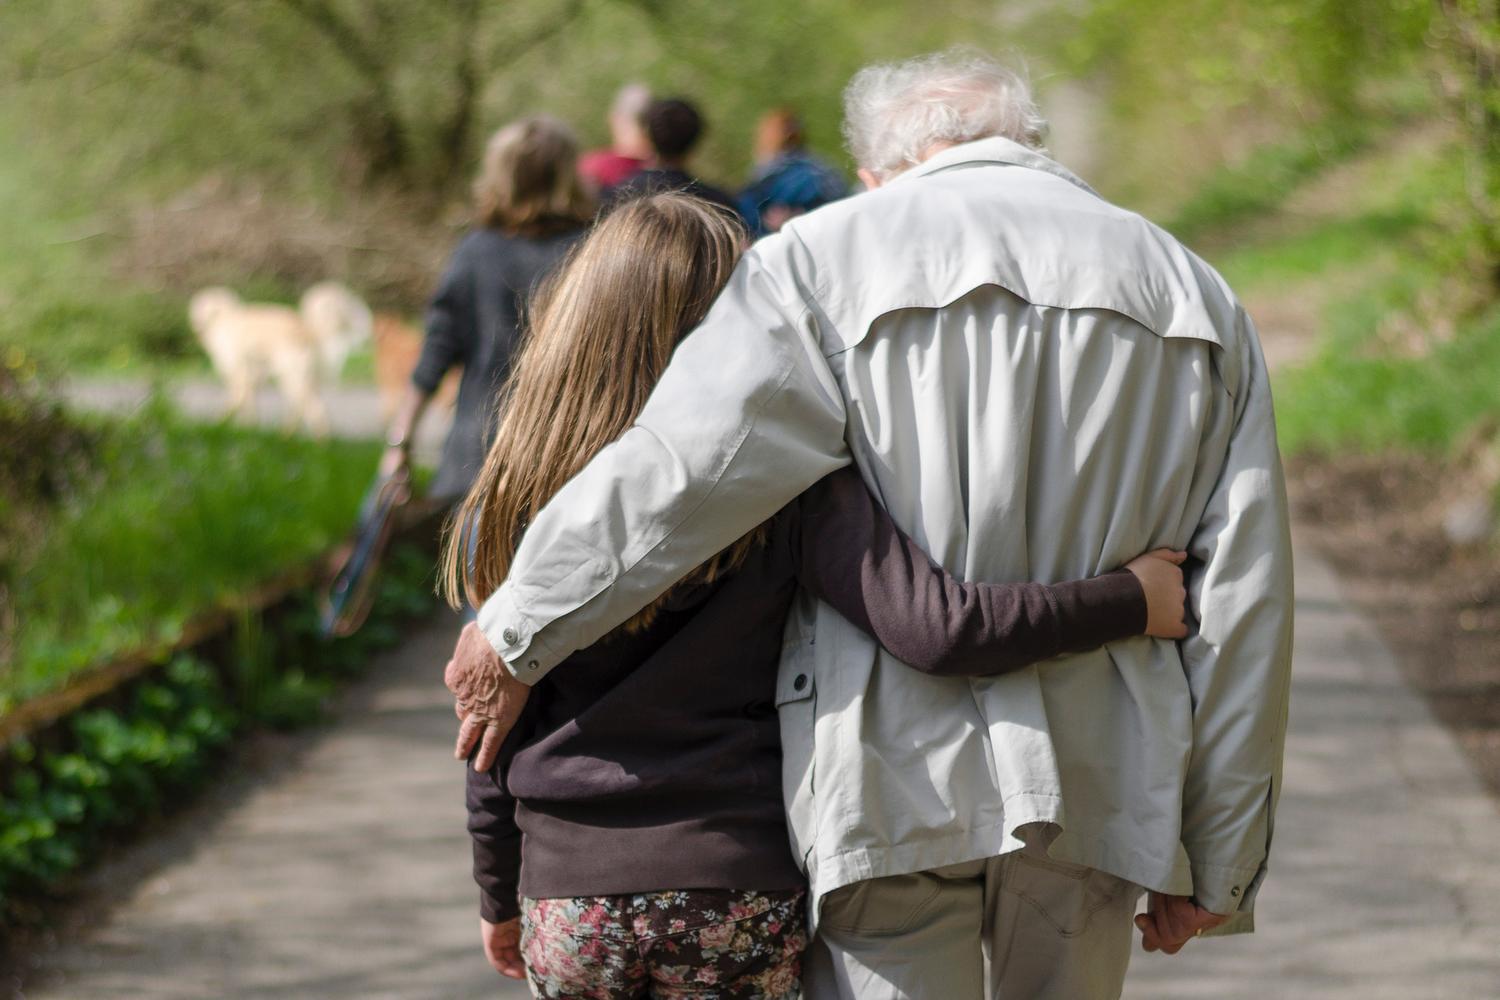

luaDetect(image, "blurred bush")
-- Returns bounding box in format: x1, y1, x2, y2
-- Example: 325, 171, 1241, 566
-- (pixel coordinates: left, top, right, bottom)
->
0, 353, 98, 667
4, 400, 379, 706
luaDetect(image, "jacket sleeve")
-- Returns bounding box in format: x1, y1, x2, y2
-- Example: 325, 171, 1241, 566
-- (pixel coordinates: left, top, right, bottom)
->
411, 238, 475, 394
464, 717, 532, 923
476, 232, 851, 682
1180, 307, 1295, 934
793, 468, 1146, 676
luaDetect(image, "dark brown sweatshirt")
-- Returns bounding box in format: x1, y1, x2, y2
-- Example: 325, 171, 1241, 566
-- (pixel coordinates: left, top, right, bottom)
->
466, 467, 1146, 922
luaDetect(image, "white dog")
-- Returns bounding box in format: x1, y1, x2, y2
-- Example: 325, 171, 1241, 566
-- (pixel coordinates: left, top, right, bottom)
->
187, 283, 372, 436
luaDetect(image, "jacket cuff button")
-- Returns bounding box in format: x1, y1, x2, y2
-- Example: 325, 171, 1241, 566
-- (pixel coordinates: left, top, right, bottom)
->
793, 674, 808, 691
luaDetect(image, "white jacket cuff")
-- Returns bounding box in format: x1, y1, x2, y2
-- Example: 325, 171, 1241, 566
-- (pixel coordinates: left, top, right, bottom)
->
477, 582, 569, 686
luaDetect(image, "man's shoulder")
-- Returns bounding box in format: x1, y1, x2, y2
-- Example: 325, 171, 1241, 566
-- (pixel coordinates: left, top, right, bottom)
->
775, 163, 1248, 359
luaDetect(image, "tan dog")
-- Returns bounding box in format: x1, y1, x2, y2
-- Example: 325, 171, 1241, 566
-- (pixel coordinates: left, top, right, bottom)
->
187, 283, 372, 436
300, 281, 373, 378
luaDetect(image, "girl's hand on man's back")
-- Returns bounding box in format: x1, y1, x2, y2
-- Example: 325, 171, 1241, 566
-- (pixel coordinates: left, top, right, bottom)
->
1124, 549, 1190, 639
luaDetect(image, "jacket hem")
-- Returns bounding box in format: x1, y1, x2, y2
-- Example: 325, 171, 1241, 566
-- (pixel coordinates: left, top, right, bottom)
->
803, 791, 1236, 936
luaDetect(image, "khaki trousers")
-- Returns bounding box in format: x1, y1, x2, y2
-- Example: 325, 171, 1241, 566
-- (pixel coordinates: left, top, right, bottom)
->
803, 850, 1142, 1000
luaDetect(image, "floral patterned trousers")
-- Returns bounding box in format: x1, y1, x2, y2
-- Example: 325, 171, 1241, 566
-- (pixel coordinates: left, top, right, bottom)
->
520, 888, 807, 999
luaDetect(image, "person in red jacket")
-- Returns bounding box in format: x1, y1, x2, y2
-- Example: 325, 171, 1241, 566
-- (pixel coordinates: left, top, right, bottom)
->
577, 82, 652, 194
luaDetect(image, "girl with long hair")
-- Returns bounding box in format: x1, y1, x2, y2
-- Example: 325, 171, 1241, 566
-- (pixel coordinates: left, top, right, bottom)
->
448, 194, 1189, 1000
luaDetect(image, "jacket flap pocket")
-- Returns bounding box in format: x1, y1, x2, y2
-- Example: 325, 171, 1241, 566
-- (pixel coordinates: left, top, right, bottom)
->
776, 643, 816, 707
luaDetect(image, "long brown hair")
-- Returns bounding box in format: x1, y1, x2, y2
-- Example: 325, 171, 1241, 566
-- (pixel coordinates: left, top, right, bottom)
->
473, 115, 593, 236
441, 194, 759, 630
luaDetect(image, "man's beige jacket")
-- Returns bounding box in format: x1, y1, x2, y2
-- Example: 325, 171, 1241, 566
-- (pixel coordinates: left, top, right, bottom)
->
478, 136, 1295, 935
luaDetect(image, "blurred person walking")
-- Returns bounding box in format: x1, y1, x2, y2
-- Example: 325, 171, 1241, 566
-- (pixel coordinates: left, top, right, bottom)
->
577, 83, 653, 194
601, 98, 743, 222
379, 116, 591, 503
738, 108, 849, 237
445, 49, 1294, 1000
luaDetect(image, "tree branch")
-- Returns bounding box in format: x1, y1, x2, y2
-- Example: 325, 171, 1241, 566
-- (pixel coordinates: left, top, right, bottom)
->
485, 0, 588, 71
274, 0, 414, 182
276, 0, 385, 85
437, 0, 482, 185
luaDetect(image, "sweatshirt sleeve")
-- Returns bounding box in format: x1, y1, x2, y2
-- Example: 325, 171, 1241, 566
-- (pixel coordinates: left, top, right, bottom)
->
792, 467, 1147, 676
464, 715, 533, 923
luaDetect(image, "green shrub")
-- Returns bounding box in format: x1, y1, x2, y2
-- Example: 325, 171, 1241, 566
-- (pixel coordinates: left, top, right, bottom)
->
0, 655, 235, 904
9, 293, 198, 373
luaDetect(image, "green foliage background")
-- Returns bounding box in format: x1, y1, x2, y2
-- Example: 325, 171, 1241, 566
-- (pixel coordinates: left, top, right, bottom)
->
4, 1, 1484, 361
0, 2, 1445, 206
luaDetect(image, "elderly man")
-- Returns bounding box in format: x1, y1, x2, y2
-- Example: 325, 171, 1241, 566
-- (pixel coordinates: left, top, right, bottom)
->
447, 50, 1293, 999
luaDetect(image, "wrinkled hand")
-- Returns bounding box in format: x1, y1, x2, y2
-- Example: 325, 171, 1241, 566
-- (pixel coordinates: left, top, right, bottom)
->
445, 622, 531, 770
1124, 549, 1190, 640
1134, 892, 1227, 954
481, 916, 526, 979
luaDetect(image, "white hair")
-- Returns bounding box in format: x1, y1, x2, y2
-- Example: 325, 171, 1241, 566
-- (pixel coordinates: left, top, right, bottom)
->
842, 50, 1047, 179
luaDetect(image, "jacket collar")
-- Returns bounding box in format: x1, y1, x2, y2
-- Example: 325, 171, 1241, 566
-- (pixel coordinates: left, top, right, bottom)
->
892, 136, 1099, 198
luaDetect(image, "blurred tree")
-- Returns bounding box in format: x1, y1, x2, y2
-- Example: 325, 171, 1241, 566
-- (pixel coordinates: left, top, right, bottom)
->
1437, 0, 1500, 279
5, 0, 619, 197
1037, 0, 1433, 211
0, 0, 1001, 206
3, 0, 1481, 295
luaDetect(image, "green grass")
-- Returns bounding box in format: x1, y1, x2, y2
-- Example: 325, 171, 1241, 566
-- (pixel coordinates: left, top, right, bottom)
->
1165, 128, 1372, 248
1211, 128, 1461, 289
1178, 125, 1497, 459
1262, 144, 1494, 457
1215, 208, 1424, 290
1275, 302, 1500, 456
5, 403, 380, 706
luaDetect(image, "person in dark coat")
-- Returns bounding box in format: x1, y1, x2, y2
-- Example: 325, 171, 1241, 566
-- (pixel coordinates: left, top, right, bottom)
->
381, 116, 592, 501
600, 98, 744, 224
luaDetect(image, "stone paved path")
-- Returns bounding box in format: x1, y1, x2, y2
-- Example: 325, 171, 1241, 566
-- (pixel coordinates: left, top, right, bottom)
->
1122, 540, 1500, 999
